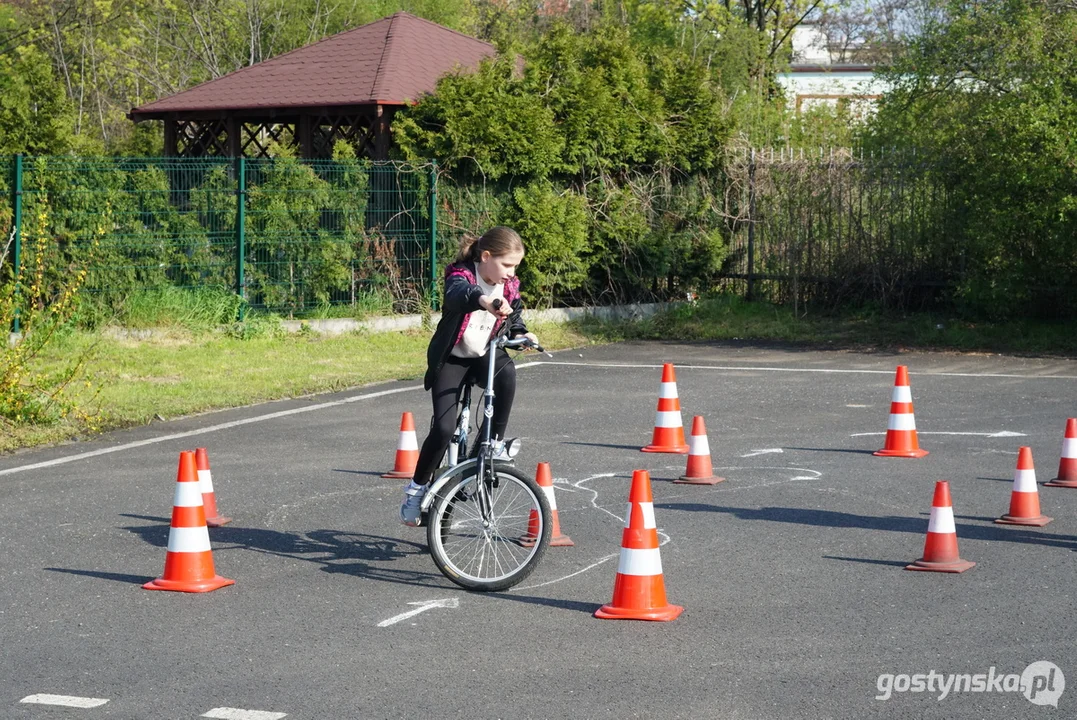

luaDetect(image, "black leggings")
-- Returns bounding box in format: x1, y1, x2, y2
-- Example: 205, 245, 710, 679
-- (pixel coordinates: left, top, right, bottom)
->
412, 350, 516, 486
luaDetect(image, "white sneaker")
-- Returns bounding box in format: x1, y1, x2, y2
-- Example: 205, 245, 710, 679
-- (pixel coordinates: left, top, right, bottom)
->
399, 481, 428, 527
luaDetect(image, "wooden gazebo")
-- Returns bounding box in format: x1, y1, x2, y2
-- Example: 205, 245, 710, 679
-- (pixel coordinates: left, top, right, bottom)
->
128, 12, 497, 159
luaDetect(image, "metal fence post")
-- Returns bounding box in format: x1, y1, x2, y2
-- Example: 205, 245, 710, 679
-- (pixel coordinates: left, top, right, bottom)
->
428, 160, 438, 311
747, 149, 756, 302
10, 154, 23, 334
235, 156, 247, 320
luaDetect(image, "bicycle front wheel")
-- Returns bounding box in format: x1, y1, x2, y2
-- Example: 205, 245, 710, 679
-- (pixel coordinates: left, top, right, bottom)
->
426, 463, 551, 591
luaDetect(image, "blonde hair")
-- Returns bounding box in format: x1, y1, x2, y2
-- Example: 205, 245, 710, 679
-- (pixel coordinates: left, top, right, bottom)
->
455, 226, 525, 264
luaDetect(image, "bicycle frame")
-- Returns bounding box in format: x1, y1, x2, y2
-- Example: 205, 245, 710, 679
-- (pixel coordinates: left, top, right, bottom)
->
446, 384, 472, 468
421, 330, 536, 515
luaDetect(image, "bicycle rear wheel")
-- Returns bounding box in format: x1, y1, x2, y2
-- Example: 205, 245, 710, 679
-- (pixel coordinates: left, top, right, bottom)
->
426, 463, 551, 591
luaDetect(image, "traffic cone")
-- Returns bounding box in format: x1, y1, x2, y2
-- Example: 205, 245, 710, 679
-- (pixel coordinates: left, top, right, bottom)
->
521, 462, 573, 548
144, 451, 235, 593
906, 480, 974, 573
595, 470, 683, 621
382, 412, 419, 479
1044, 418, 1077, 488
195, 447, 231, 527
874, 365, 928, 458
673, 416, 725, 485
996, 447, 1052, 526
642, 364, 689, 454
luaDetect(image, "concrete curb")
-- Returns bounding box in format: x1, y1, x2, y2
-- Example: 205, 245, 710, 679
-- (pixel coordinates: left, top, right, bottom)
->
280, 302, 677, 336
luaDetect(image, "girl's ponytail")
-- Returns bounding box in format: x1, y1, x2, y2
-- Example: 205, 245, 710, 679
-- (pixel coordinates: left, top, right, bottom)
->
454, 226, 524, 265
454, 235, 479, 264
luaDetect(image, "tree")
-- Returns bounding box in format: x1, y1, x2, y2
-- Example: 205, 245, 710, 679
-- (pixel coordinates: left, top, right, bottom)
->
867, 0, 1077, 317
0, 44, 76, 155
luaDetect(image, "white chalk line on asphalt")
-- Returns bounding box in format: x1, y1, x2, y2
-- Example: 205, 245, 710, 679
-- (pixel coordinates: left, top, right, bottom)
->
513, 472, 676, 592
528, 360, 1077, 380
514, 464, 825, 591
377, 598, 460, 627
0, 385, 421, 478
0, 362, 550, 478
6, 357, 1070, 479
20, 694, 109, 708
202, 709, 288, 720
515, 472, 621, 591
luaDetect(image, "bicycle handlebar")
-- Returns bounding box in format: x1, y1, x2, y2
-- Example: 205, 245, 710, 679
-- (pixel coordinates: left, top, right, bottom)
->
489, 298, 545, 353
501, 335, 544, 353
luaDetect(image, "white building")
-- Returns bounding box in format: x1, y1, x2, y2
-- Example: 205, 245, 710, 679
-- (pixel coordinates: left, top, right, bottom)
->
776, 22, 890, 117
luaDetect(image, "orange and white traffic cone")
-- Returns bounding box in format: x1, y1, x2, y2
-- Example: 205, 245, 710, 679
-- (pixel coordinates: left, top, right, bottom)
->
875, 365, 928, 458
996, 446, 1052, 526
906, 480, 974, 573
673, 416, 724, 485
1044, 418, 1077, 488
194, 447, 231, 527
144, 451, 235, 593
521, 462, 573, 548
595, 470, 683, 621
382, 412, 419, 479
642, 364, 689, 454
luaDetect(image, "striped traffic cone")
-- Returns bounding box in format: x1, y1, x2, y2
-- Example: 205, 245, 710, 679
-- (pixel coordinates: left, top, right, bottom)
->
520, 462, 573, 548
595, 470, 683, 621
642, 364, 689, 454
875, 365, 928, 458
996, 447, 1052, 526
673, 416, 724, 485
144, 451, 235, 593
195, 447, 231, 527
906, 480, 975, 573
382, 412, 419, 479
1044, 418, 1077, 488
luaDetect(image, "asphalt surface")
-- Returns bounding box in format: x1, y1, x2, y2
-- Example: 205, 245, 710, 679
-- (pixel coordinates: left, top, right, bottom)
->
2, 340, 1077, 719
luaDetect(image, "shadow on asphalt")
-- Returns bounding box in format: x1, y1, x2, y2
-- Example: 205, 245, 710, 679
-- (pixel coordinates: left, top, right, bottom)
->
332, 469, 388, 478
561, 441, 643, 452
822, 557, 910, 567
45, 568, 155, 584
784, 446, 879, 456
653, 503, 1077, 550
489, 592, 600, 615
116, 514, 453, 590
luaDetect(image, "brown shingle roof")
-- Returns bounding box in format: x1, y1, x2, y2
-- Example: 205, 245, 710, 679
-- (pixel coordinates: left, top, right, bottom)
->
130, 12, 496, 118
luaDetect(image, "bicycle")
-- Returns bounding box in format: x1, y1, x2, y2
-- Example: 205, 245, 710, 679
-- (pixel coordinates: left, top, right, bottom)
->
418, 312, 552, 591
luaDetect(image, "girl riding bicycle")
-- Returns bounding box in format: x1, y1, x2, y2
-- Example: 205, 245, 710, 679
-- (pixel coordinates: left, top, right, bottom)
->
400, 226, 539, 527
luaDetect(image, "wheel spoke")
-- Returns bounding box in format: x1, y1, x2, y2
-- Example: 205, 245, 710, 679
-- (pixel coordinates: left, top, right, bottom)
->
428, 467, 547, 587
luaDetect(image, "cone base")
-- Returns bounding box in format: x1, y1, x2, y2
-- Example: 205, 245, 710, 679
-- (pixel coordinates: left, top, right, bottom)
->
206, 515, 232, 527
641, 445, 689, 454
595, 602, 683, 621
874, 448, 929, 458
673, 474, 725, 485
995, 514, 1052, 527
381, 470, 415, 479
142, 574, 235, 593
1043, 479, 1077, 488
905, 558, 975, 573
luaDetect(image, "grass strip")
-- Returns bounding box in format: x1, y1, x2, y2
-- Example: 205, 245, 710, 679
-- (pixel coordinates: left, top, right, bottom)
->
5, 296, 1075, 455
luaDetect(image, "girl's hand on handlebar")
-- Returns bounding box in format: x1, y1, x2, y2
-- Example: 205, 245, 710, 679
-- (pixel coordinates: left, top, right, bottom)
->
481, 295, 511, 317
512, 332, 541, 351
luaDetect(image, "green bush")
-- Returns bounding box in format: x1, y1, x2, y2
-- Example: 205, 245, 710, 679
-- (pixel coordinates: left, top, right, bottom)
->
506, 181, 591, 306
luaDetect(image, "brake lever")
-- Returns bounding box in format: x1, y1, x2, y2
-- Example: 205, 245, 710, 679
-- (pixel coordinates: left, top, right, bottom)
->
492, 299, 549, 355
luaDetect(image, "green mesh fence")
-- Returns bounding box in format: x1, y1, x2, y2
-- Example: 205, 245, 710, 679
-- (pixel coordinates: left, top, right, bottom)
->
3, 155, 437, 324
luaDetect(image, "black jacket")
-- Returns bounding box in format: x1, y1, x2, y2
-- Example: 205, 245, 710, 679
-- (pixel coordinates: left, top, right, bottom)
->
424, 262, 527, 390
